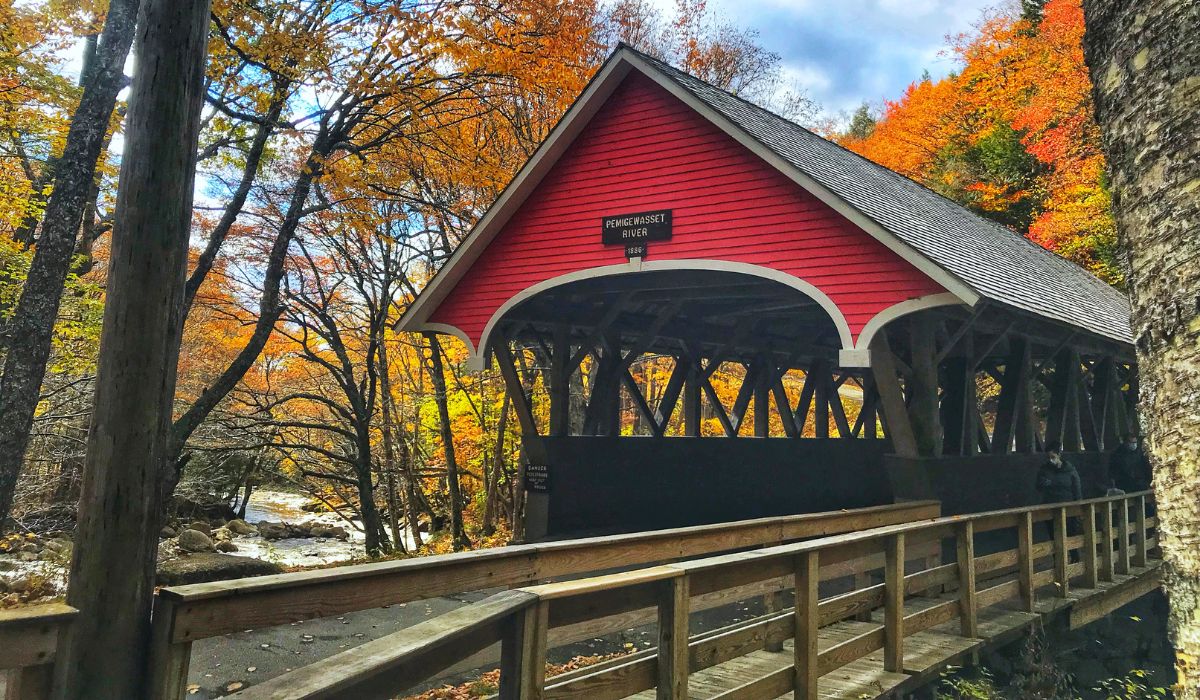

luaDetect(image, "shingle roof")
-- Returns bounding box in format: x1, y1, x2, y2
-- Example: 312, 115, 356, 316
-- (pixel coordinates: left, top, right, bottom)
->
632, 49, 1134, 346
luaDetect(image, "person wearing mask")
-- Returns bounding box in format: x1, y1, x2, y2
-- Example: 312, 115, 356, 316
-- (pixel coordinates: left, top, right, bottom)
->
1110, 435, 1151, 493
1036, 450, 1083, 504
1036, 449, 1083, 547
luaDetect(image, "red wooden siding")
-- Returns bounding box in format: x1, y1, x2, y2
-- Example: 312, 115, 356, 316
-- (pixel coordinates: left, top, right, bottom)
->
427, 72, 945, 349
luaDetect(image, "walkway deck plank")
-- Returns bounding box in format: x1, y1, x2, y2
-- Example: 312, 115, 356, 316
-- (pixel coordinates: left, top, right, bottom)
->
616, 562, 1161, 700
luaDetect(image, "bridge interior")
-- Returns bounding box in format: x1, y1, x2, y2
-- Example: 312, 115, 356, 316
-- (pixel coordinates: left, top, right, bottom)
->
485, 267, 1139, 540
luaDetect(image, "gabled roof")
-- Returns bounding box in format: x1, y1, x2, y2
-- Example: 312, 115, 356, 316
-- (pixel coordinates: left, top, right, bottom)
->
398, 45, 1133, 348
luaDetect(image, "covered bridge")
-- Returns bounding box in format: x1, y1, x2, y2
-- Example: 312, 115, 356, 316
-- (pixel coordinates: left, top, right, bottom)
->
396, 46, 1136, 541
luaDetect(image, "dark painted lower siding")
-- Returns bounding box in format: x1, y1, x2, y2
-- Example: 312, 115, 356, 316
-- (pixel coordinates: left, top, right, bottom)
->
530, 437, 894, 538
886, 451, 1116, 515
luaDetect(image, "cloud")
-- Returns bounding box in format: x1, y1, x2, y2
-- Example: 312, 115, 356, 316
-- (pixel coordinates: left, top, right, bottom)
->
708, 0, 996, 115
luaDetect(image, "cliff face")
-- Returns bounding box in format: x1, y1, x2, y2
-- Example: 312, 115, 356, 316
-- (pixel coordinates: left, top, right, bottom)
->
1082, 0, 1200, 693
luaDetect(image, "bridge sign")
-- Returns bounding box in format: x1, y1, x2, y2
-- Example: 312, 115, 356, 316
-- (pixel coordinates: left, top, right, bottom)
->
601, 209, 671, 245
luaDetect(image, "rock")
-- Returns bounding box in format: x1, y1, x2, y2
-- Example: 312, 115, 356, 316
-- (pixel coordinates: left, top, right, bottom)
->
178, 529, 215, 553
0, 559, 17, 572
213, 527, 233, 542
215, 540, 239, 553
329, 526, 349, 541
8, 576, 31, 593
156, 553, 284, 586
169, 494, 238, 523
227, 519, 256, 536
160, 526, 178, 539
310, 526, 334, 539
20, 542, 40, 553
187, 520, 213, 536
43, 538, 71, 554
16, 551, 38, 562
257, 522, 290, 540
1074, 658, 1111, 688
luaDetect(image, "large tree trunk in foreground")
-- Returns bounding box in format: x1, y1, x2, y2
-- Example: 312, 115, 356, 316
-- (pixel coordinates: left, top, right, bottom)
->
1082, 0, 1199, 693
53, 0, 211, 697
0, 0, 140, 528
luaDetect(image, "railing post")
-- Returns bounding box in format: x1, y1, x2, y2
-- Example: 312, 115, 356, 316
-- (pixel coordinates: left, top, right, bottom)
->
794, 550, 820, 700
956, 521, 978, 637
146, 597, 192, 700
656, 575, 690, 700
1117, 497, 1132, 575
1134, 494, 1149, 568
1100, 500, 1115, 582
1018, 512, 1036, 611
1081, 502, 1099, 589
764, 586, 787, 651
1052, 507, 1069, 597
500, 599, 548, 700
884, 533, 905, 673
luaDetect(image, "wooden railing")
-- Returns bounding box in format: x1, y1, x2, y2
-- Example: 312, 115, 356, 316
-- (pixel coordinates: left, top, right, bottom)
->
149, 500, 939, 698
227, 492, 1157, 700
0, 603, 77, 700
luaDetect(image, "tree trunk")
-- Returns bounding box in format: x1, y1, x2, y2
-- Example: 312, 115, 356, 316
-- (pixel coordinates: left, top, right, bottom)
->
376, 341, 405, 551
424, 333, 470, 550
353, 439, 390, 557
0, 0, 141, 528
1081, 0, 1199, 692
53, 1, 210, 697
482, 396, 510, 536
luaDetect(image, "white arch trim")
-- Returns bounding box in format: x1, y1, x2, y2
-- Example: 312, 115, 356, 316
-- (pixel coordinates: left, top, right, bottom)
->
839, 293, 966, 367
434, 259, 856, 372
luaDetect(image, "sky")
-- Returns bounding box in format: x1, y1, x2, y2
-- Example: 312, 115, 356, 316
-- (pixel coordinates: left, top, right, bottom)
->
694, 0, 1000, 116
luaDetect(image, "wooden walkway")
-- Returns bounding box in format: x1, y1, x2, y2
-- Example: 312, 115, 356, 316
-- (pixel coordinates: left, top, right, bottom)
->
623, 562, 1160, 699
217, 491, 1158, 700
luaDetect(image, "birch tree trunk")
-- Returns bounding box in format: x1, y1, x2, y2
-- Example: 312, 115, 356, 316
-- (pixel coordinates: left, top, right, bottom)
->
51, 0, 211, 696
1082, 0, 1200, 693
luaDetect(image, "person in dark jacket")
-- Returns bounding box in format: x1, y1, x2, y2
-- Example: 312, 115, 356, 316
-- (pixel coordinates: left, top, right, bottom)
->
1036, 450, 1082, 504
1110, 435, 1151, 493
1036, 450, 1082, 547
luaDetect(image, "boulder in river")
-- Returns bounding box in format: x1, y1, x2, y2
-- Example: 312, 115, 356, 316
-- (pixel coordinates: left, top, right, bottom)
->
256, 521, 290, 540
170, 494, 238, 523
215, 540, 239, 553
178, 529, 215, 553
160, 526, 177, 539
186, 520, 213, 536
226, 519, 256, 536
156, 553, 283, 586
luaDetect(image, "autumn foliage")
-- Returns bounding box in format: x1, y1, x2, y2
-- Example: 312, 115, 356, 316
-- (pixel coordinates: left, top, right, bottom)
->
838, 0, 1120, 284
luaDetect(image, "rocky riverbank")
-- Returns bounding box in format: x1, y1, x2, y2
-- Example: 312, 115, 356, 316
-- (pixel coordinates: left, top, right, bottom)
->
0, 490, 373, 603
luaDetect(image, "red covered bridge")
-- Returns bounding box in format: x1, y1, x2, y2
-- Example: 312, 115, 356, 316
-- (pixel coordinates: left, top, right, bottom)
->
397, 45, 1136, 541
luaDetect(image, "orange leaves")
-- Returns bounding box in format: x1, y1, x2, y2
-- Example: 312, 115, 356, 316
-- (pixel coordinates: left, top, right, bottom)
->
838, 0, 1120, 285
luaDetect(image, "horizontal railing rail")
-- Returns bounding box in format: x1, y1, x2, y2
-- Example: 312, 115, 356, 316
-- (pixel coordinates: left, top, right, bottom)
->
227, 492, 1158, 700
150, 500, 940, 698
0, 603, 77, 700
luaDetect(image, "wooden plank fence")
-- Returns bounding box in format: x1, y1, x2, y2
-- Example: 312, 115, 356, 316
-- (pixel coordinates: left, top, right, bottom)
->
148, 500, 940, 698
221, 491, 1158, 700
0, 603, 76, 700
